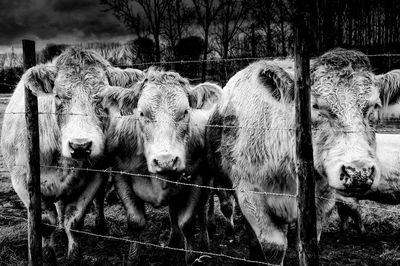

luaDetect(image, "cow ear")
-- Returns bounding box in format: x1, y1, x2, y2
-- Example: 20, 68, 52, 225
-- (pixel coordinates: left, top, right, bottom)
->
99, 84, 143, 116
22, 65, 56, 95
106, 67, 144, 88
189, 82, 222, 110
378, 69, 400, 107
259, 64, 294, 102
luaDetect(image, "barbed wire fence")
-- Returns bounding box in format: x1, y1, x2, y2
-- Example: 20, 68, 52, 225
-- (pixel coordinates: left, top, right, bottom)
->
1, 40, 400, 266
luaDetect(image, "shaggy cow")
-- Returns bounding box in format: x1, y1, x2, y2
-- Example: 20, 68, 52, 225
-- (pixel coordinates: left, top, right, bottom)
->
206, 48, 400, 264
337, 132, 400, 233
99, 68, 222, 265
1, 47, 143, 265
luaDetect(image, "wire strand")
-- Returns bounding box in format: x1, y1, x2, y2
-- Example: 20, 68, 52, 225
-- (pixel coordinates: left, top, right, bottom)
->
4, 111, 400, 133
0, 213, 279, 266
12, 164, 298, 198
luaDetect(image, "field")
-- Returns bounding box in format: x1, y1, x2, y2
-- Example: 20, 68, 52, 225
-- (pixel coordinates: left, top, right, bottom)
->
2, 99, 400, 266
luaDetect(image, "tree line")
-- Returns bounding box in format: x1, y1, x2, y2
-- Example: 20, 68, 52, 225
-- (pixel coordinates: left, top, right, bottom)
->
100, 0, 400, 57
100, 0, 400, 79
1, 0, 400, 92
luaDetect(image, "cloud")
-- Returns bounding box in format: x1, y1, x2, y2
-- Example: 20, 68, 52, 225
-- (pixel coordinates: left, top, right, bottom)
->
0, 0, 132, 51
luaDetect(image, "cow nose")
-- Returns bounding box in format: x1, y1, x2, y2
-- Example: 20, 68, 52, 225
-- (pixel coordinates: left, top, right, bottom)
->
152, 153, 181, 174
341, 161, 375, 189
68, 139, 92, 158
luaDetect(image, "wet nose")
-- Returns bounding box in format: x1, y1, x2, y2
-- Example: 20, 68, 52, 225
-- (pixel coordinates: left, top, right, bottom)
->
152, 153, 181, 173
68, 139, 92, 158
341, 161, 375, 189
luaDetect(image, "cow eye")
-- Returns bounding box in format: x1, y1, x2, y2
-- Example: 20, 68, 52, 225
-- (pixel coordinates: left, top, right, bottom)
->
140, 112, 144, 117
374, 103, 381, 109
177, 110, 189, 121
312, 103, 319, 109
54, 95, 62, 106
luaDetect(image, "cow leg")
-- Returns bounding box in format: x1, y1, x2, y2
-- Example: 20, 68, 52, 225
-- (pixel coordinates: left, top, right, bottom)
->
63, 173, 105, 265
236, 188, 287, 265
113, 174, 146, 265
197, 200, 210, 252
169, 205, 184, 249
170, 186, 210, 265
55, 201, 65, 228
337, 200, 365, 235
93, 175, 108, 235
216, 190, 235, 236
207, 193, 216, 238
42, 199, 58, 266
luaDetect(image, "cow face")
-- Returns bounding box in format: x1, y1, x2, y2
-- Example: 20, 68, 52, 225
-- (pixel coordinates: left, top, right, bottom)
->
100, 68, 221, 181
52, 66, 107, 160
311, 68, 381, 194
309, 49, 397, 195
23, 48, 143, 161
137, 79, 190, 175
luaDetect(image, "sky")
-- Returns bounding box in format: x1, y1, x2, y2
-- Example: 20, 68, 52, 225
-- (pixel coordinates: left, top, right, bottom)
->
0, 0, 133, 53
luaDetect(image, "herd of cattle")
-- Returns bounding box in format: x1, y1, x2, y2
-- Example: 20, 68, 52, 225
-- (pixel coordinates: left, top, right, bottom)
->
2, 47, 400, 265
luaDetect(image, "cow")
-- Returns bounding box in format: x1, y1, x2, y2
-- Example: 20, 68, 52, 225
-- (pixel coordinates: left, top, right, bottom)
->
336, 132, 400, 234
98, 67, 222, 265
1, 47, 143, 265
205, 48, 400, 264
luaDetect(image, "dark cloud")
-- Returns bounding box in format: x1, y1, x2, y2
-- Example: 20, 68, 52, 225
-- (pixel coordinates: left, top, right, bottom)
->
0, 0, 132, 50
52, 0, 94, 12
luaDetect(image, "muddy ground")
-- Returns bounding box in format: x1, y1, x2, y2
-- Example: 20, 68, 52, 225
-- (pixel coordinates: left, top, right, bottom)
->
1, 98, 400, 266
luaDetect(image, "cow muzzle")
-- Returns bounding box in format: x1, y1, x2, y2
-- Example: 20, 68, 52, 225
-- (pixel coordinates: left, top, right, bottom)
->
150, 152, 185, 175
340, 160, 375, 191
68, 138, 93, 159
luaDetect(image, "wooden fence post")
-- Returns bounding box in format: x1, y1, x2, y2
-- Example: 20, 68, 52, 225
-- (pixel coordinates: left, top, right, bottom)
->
293, 1, 320, 266
23, 39, 42, 266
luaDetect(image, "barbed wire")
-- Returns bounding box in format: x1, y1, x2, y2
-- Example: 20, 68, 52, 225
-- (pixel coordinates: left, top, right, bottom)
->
0, 83, 15, 87
2, 53, 400, 69
12, 164, 297, 198
10, 163, 400, 215
113, 56, 291, 68
0, 214, 278, 266
318, 196, 400, 215
4, 111, 400, 133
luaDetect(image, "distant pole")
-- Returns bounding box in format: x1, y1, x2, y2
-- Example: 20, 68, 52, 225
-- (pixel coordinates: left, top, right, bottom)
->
23, 39, 42, 266
293, 0, 319, 266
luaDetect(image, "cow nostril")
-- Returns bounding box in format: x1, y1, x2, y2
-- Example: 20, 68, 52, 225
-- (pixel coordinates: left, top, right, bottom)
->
153, 158, 160, 167
83, 141, 92, 150
68, 139, 93, 158
369, 166, 375, 178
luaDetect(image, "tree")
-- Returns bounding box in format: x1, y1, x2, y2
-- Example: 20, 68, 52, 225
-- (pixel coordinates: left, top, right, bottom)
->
192, 0, 225, 81
251, 0, 274, 56
39, 44, 68, 63
175, 36, 204, 78
129, 37, 155, 63
213, 0, 249, 81
162, 0, 194, 60
101, 0, 168, 61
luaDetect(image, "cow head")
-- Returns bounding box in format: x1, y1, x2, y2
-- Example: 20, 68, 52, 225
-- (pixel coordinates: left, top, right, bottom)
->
22, 47, 143, 161
101, 68, 221, 184
310, 48, 400, 195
